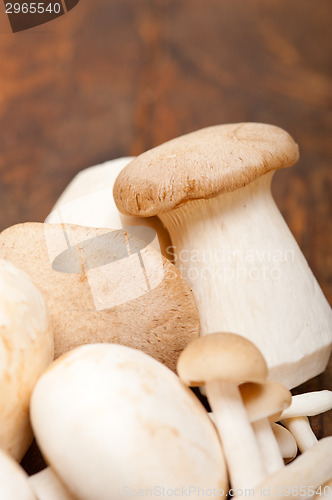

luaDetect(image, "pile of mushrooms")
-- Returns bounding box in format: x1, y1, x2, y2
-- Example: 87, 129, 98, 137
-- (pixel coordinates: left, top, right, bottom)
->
0, 122, 331, 499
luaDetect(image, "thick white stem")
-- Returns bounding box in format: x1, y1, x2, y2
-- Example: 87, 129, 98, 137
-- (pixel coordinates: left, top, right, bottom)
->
206, 381, 266, 491
253, 418, 284, 474
160, 173, 332, 389
281, 416, 318, 453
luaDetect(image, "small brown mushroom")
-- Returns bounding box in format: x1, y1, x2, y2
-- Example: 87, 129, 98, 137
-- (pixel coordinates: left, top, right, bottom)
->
177, 332, 268, 491
0, 223, 199, 371
240, 381, 292, 474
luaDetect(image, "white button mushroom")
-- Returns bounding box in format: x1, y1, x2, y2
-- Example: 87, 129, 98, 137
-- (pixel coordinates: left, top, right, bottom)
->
0, 223, 199, 370
0, 447, 37, 500
280, 391, 332, 453
30, 343, 228, 500
177, 332, 268, 492
114, 123, 332, 389
0, 259, 54, 461
45, 157, 172, 259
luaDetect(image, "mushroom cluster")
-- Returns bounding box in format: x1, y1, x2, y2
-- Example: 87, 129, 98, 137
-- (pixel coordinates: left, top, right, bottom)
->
0, 122, 331, 499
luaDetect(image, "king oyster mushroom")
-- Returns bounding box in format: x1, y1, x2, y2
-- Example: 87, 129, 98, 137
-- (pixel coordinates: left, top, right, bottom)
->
113, 123, 332, 389
30, 343, 228, 500
45, 157, 172, 259
0, 223, 199, 370
0, 259, 53, 461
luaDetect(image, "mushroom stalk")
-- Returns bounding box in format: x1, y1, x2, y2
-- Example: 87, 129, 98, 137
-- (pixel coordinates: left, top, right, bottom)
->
252, 419, 284, 474
206, 381, 266, 491
28, 468, 74, 500
159, 172, 332, 389
281, 416, 317, 453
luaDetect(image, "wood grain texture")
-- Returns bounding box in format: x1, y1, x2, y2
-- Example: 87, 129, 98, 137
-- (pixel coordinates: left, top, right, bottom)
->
0, 0, 331, 472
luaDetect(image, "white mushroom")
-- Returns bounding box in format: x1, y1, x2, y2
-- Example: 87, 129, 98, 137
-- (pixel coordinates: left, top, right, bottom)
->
0, 448, 37, 500
46, 157, 172, 258
177, 332, 268, 492
30, 343, 228, 500
114, 123, 332, 389
271, 423, 297, 463
280, 391, 332, 453
240, 381, 292, 474
0, 258, 54, 461
28, 468, 74, 500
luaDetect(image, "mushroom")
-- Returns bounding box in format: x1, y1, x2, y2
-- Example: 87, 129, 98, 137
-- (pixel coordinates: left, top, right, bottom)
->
280, 391, 332, 453
28, 468, 74, 500
270, 423, 297, 464
0, 223, 199, 371
0, 258, 54, 461
46, 157, 172, 259
30, 343, 228, 500
177, 332, 268, 492
236, 437, 332, 500
240, 381, 292, 474
114, 123, 332, 389
0, 448, 37, 500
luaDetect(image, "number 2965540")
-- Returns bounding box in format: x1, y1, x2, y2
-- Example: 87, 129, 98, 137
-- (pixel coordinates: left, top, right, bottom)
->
5, 3, 62, 14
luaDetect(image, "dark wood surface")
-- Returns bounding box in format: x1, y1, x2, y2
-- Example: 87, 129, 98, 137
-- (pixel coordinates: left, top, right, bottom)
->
0, 0, 331, 470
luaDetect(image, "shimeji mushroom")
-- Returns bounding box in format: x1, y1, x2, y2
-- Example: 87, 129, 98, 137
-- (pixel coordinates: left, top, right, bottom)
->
177, 332, 268, 492
0, 223, 199, 371
30, 343, 228, 500
236, 437, 332, 500
46, 157, 172, 259
0, 259, 54, 461
0, 448, 37, 500
114, 123, 332, 389
240, 381, 292, 474
280, 391, 332, 453
29, 468, 74, 500
271, 423, 297, 464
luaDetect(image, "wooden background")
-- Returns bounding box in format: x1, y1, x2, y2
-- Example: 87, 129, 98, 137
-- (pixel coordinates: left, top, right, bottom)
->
0, 0, 331, 471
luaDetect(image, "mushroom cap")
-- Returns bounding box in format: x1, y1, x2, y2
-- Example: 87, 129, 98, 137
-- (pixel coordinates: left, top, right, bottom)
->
0, 223, 199, 371
0, 448, 37, 500
113, 123, 299, 217
30, 343, 228, 500
240, 381, 292, 422
177, 332, 268, 386
0, 259, 54, 461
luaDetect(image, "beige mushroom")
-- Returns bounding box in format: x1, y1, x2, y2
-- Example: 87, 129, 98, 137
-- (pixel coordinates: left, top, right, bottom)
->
177, 332, 268, 492
28, 468, 74, 500
0, 258, 54, 461
271, 423, 297, 463
0, 223, 199, 371
234, 437, 332, 500
30, 343, 228, 500
240, 381, 292, 474
280, 391, 332, 453
45, 157, 172, 259
0, 448, 37, 499
114, 123, 332, 389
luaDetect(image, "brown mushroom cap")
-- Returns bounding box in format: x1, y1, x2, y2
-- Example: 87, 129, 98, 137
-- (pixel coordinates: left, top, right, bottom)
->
240, 381, 292, 422
114, 123, 299, 217
177, 332, 268, 386
0, 223, 200, 371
